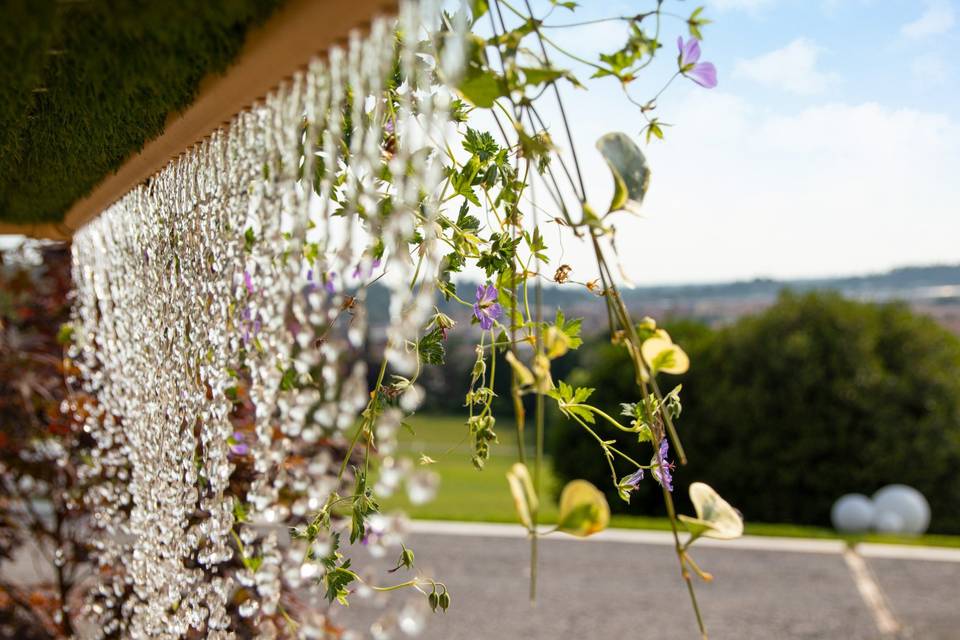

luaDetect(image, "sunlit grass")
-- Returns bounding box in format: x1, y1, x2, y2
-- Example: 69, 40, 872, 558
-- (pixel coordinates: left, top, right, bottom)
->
383, 413, 561, 523
385, 414, 960, 549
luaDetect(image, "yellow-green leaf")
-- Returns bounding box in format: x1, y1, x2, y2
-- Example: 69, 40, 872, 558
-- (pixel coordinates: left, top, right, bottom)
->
531, 353, 554, 394
505, 351, 535, 386
556, 480, 609, 537
641, 332, 689, 375
544, 325, 570, 359
678, 482, 743, 540
506, 463, 538, 530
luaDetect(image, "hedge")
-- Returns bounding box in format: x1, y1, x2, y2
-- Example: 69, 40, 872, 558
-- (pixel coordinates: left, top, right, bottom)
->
550, 292, 960, 533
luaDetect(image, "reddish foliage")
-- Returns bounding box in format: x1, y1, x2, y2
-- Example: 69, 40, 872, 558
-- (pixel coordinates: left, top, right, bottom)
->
0, 243, 89, 639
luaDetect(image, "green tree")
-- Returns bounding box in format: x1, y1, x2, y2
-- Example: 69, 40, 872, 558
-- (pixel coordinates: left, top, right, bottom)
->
551, 293, 960, 533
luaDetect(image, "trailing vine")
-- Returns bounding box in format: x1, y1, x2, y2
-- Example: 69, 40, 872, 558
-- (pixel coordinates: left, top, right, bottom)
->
301, 1, 744, 637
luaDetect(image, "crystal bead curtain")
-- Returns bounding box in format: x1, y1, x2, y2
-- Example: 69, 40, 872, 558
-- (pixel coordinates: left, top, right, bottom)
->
69, 2, 463, 636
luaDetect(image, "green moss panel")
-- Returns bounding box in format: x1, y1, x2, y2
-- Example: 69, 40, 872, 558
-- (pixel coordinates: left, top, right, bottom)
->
0, 0, 283, 225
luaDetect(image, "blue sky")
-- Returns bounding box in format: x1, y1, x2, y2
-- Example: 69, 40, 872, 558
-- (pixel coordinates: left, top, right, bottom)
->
521, 0, 960, 284
3, 1, 955, 286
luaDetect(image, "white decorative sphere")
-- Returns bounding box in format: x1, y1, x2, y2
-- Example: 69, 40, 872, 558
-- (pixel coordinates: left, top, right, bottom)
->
831, 494, 875, 533
873, 509, 905, 534
873, 484, 930, 535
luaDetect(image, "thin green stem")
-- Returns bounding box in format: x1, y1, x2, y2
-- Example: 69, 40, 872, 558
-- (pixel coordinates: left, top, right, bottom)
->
531, 171, 544, 604
662, 484, 708, 638
564, 404, 633, 432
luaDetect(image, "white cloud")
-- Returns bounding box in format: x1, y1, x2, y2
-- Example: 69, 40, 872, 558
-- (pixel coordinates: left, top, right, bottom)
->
556, 88, 960, 284
901, 0, 955, 38
733, 39, 839, 95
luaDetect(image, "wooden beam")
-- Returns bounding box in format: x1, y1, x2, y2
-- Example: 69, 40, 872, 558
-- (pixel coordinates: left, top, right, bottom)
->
0, 221, 72, 241
1, 0, 397, 241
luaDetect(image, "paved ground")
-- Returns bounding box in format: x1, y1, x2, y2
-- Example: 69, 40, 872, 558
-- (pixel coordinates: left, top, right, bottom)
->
869, 557, 960, 638
337, 524, 960, 640
5, 523, 958, 638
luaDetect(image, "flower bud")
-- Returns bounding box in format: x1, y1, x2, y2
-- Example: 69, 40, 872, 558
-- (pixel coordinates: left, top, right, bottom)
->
401, 546, 415, 569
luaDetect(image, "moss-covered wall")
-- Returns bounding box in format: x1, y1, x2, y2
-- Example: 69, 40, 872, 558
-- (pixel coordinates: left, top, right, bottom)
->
0, 0, 283, 225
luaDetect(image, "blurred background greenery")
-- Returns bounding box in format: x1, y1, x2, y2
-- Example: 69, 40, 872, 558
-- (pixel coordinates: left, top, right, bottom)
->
391, 288, 960, 538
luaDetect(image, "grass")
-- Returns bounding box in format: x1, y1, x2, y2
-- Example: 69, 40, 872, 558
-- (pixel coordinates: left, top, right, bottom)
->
384, 414, 960, 549
384, 414, 560, 523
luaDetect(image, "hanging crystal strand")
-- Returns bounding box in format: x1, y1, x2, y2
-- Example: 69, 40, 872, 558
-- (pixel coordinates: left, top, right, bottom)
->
92, 206, 163, 637
69, 3, 466, 636
378, 0, 453, 381
248, 81, 307, 622
72, 230, 137, 638
190, 131, 238, 636
108, 160, 185, 637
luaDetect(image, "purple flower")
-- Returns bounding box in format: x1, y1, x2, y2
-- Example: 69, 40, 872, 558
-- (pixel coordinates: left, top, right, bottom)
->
351, 258, 382, 280
324, 272, 337, 295
230, 431, 249, 456
473, 283, 502, 330
305, 269, 317, 292
677, 37, 717, 89
652, 438, 675, 492
624, 468, 645, 489
241, 307, 262, 345
243, 270, 255, 295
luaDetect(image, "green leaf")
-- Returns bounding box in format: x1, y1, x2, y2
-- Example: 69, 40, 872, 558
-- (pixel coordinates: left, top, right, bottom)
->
520, 66, 563, 86
556, 480, 609, 537
463, 127, 501, 163
553, 309, 583, 350
548, 381, 596, 423
506, 463, 538, 530
458, 70, 509, 108
245, 555, 263, 573
56, 322, 74, 345
279, 366, 299, 391
476, 232, 521, 276
635, 423, 654, 443
349, 468, 380, 544
417, 327, 446, 365
324, 565, 357, 606
518, 66, 581, 89
596, 132, 651, 214
644, 120, 665, 144
688, 7, 712, 40
233, 498, 249, 524
455, 202, 481, 232
470, 0, 489, 20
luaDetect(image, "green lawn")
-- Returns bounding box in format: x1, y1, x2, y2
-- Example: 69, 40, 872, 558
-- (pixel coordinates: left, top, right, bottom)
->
383, 414, 560, 523
385, 414, 960, 549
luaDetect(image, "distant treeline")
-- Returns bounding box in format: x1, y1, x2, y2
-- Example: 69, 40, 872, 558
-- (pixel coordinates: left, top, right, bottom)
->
364, 263, 960, 328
